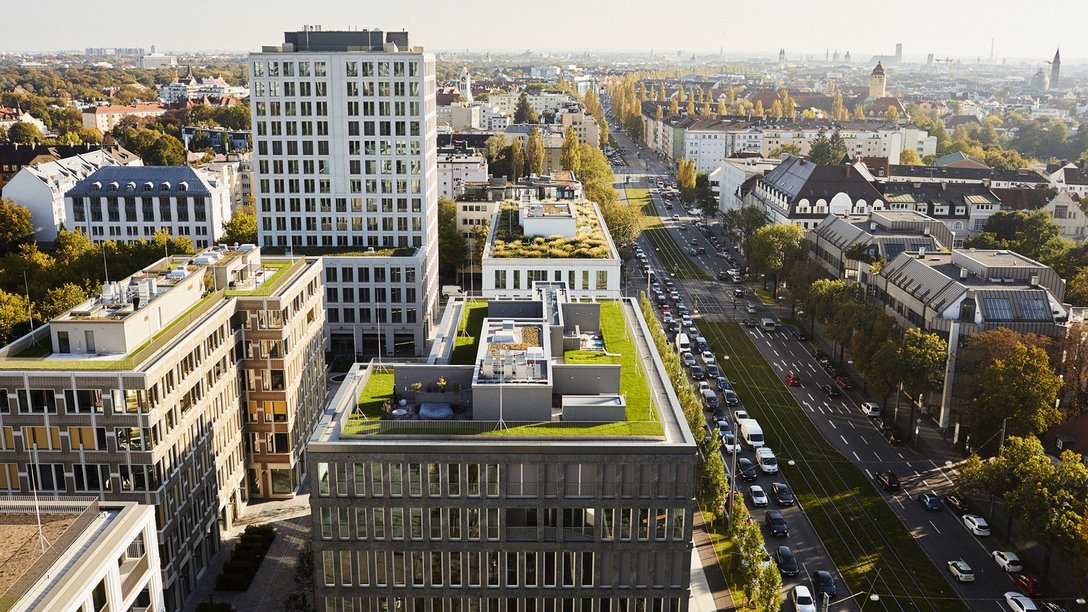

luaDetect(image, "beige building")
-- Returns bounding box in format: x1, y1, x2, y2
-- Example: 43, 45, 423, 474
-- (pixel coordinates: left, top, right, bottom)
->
81, 104, 168, 133
0, 245, 326, 611
559, 111, 600, 148
1, 498, 162, 612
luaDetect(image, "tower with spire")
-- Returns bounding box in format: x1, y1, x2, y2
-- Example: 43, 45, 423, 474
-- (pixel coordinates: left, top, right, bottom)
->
1049, 49, 1061, 89
869, 62, 886, 99
778, 48, 786, 69
458, 67, 473, 103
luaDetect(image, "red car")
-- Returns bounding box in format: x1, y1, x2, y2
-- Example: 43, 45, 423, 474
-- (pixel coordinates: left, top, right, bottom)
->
1013, 573, 1044, 597
785, 373, 802, 387
835, 376, 852, 390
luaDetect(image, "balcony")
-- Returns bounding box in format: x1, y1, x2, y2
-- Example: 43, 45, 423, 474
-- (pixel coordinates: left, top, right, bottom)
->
120, 553, 150, 597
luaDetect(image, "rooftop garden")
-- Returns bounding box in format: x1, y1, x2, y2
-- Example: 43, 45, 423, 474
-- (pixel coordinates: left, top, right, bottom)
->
261, 246, 416, 258
450, 300, 487, 365
490, 201, 612, 259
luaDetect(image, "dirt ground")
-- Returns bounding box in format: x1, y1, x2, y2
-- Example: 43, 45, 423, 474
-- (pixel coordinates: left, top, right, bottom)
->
0, 514, 78, 594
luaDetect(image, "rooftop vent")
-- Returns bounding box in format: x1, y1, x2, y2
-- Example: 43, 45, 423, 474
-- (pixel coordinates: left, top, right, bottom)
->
1030, 275, 1040, 287
960, 267, 968, 280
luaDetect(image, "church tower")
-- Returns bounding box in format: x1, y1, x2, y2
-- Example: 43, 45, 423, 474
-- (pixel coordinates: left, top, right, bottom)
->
869, 62, 887, 99
1050, 49, 1061, 89
459, 67, 473, 103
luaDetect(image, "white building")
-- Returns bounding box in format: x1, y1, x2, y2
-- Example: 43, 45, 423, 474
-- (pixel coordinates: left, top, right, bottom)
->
195, 151, 253, 208
136, 52, 176, 70
81, 104, 167, 133
0, 107, 48, 134
683, 119, 762, 173
1, 146, 142, 243
745, 156, 886, 229
718, 157, 781, 214
250, 28, 439, 355
438, 149, 488, 200
479, 104, 511, 131
489, 91, 576, 116
436, 102, 481, 130
158, 69, 249, 104
65, 166, 233, 249
1042, 191, 1088, 240
482, 199, 622, 299
0, 499, 163, 612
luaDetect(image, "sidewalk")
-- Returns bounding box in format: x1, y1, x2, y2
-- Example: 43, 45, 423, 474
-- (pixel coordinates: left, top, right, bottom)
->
691, 512, 735, 611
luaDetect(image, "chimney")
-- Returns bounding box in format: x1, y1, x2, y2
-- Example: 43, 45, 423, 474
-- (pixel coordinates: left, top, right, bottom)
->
918, 246, 926, 258
923, 226, 931, 236
959, 267, 968, 280
1030, 275, 1040, 287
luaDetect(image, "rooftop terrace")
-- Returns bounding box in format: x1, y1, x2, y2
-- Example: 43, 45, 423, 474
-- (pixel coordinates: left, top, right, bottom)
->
488, 200, 614, 259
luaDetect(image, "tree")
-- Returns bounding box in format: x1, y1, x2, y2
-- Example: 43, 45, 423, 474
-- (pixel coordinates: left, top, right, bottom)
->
735, 521, 766, 605
853, 105, 865, 120
968, 342, 1061, 456
807, 130, 835, 164
526, 127, 544, 177
437, 197, 467, 279
668, 99, 679, 116
898, 328, 947, 433
146, 133, 185, 165
694, 173, 717, 221
955, 328, 1053, 416
899, 148, 922, 165
78, 127, 103, 144
768, 100, 782, 119
221, 204, 257, 245
1061, 322, 1088, 419
885, 106, 900, 123
469, 222, 489, 269
1075, 512, 1088, 592
768, 143, 803, 158
966, 210, 1067, 268
510, 138, 525, 180
867, 340, 902, 405
747, 223, 806, 299
722, 206, 768, 250
685, 100, 695, 116
728, 492, 750, 537
7, 121, 42, 144
560, 125, 581, 174
754, 562, 783, 612
716, 99, 727, 116
0, 198, 34, 255
1070, 268, 1088, 307
655, 105, 664, 122
697, 435, 729, 523
827, 131, 848, 163
513, 92, 538, 124
577, 144, 618, 208
676, 159, 697, 204
753, 100, 765, 118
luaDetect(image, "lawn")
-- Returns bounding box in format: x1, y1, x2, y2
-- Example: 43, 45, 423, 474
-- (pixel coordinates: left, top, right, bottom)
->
450, 300, 487, 365
705, 514, 748, 607
703, 322, 968, 612
632, 188, 710, 281
753, 287, 776, 305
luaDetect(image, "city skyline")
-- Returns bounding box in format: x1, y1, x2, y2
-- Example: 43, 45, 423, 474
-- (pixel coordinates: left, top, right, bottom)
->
4, 0, 1086, 61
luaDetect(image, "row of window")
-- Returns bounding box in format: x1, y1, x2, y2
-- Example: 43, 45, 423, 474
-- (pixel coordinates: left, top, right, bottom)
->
321, 596, 685, 612
0, 461, 162, 492
70, 197, 210, 223
494, 269, 610, 291
252, 60, 420, 79
317, 463, 499, 498
326, 307, 419, 325
261, 235, 424, 250
262, 195, 425, 214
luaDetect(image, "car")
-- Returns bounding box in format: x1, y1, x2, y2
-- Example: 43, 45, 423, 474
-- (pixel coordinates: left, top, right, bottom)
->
792, 585, 816, 612
737, 457, 758, 482
811, 348, 827, 359
697, 247, 706, 255
1005, 592, 1039, 612
701, 350, 716, 364
745, 303, 758, 314
946, 559, 975, 582
717, 270, 732, 279
1013, 573, 1044, 597
775, 546, 800, 577
1040, 602, 1070, 612
880, 422, 903, 445
756, 447, 779, 474
811, 570, 836, 597
819, 384, 841, 398
715, 376, 732, 391
993, 550, 1023, 573
687, 325, 700, 338
963, 514, 991, 536
721, 432, 741, 454
671, 214, 680, 221
875, 470, 900, 492
664, 280, 676, 291
697, 381, 711, 394
667, 321, 681, 334
749, 485, 769, 507
705, 363, 721, 378
835, 376, 852, 390
772, 482, 795, 506
942, 492, 970, 514
662, 313, 674, 325
742, 318, 758, 328
681, 352, 697, 367
669, 290, 680, 300
690, 366, 706, 381
686, 247, 698, 256
734, 409, 750, 421
723, 389, 740, 406
716, 419, 733, 434
917, 492, 943, 511
861, 402, 882, 417
765, 510, 788, 537
788, 327, 806, 341
733, 288, 745, 298
785, 373, 802, 387
678, 225, 688, 232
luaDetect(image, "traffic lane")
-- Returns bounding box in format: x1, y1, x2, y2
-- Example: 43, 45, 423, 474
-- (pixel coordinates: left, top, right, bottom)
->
739, 324, 1022, 604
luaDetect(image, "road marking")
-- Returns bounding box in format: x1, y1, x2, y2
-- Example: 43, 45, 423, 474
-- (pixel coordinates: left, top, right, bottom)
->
829, 421, 836, 430
773, 349, 781, 357
922, 479, 930, 487
807, 393, 815, 402
840, 435, 849, 446
817, 406, 825, 415
807, 363, 817, 374
905, 461, 912, 469
873, 452, 882, 462
895, 498, 904, 509
929, 520, 942, 534
865, 469, 873, 479
853, 451, 861, 462
898, 453, 905, 459
849, 422, 856, 430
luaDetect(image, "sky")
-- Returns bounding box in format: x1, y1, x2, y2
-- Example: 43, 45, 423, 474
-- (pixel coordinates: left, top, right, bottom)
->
5, 0, 1085, 62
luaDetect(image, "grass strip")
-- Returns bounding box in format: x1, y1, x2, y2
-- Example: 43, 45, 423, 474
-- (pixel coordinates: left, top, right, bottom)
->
450, 300, 487, 365
632, 188, 710, 281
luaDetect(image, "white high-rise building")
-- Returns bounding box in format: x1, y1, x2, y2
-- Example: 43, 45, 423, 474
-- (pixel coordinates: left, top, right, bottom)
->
250, 28, 439, 355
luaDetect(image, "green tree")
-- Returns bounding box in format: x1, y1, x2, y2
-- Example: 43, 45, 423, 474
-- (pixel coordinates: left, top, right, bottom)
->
694, 172, 717, 221
727, 492, 750, 537
7, 121, 42, 144
867, 340, 902, 405
807, 130, 834, 164
0, 198, 34, 255
965, 210, 1067, 267
437, 197, 467, 280
221, 204, 257, 245
510, 138, 525, 180
697, 434, 729, 523
526, 127, 544, 177
721, 206, 768, 250
746, 223, 806, 299
36, 283, 85, 321
754, 562, 783, 612
0, 289, 31, 344
898, 328, 948, 436
513, 92, 538, 124
968, 342, 1062, 456
560, 125, 581, 174
827, 131, 848, 163
899, 148, 922, 165
577, 144, 618, 208
735, 521, 766, 604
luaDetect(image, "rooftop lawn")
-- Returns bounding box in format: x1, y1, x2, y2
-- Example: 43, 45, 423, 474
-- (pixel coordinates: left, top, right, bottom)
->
450, 300, 487, 365
703, 322, 968, 611
491, 201, 612, 259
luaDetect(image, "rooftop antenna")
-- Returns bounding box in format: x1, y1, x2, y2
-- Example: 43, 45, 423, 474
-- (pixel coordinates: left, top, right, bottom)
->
28, 448, 52, 554
23, 272, 33, 332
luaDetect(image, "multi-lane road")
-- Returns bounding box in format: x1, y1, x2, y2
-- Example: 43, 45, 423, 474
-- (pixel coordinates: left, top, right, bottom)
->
606, 118, 1077, 611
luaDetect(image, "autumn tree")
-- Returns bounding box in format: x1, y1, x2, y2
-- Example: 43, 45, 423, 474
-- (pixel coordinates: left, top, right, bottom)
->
968, 342, 1062, 456
36, 283, 85, 321
560, 125, 581, 175
0, 198, 34, 255
221, 204, 257, 245
676, 159, 697, 204
510, 137, 525, 180
899, 148, 923, 165
1062, 322, 1088, 419
526, 127, 544, 176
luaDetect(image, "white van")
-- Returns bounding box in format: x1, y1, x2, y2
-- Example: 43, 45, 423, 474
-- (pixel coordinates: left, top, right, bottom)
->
756, 447, 779, 474
738, 419, 765, 449
701, 388, 719, 410
760, 318, 777, 331
675, 333, 691, 353
861, 402, 882, 417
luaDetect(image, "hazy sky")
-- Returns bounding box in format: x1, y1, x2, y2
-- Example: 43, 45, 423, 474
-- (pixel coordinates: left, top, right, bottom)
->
5, 0, 1083, 62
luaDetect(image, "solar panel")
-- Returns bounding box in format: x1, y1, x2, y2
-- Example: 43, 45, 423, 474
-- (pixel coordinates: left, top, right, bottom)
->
981, 296, 1013, 321
1017, 293, 1050, 321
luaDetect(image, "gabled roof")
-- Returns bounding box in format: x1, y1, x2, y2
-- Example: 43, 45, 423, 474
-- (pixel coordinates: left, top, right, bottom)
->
990, 186, 1059, 211
934, 151, 987, 168
67, 166, 213, 198
887, 164, 1048, 184
761, 155, 884, 204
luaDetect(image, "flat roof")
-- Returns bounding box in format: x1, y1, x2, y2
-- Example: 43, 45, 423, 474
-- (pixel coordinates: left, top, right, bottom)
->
955, 249, 1046, 269
486, 200, 617, 260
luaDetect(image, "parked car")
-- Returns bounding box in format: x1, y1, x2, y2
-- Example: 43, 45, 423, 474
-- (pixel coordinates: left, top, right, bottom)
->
785, 373, 802, 387
1005, 593, 1039, 612
1013, 573, 1044, 597
993, 550, 1023, 573
749, 485, 769, 507
880, 422, 903, 445
820, 384, 841, 398
835, 376, 852, 390
943, 492, 970, 514
917, 492, 943, 512
775, 545, 799, 577
963, 514, 991, 536
876, 470, 900, 492
772, 482, 795, 506
787, 326, 806, 341
861, 402, 882, 417
765, 510, 788, 537
947, 559, 975, 582
811, 570, 837, 597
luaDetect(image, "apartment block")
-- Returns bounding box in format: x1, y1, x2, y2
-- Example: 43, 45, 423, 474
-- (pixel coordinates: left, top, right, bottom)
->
0, 245, 325, 611
308, 285, 697, 612
249, 28, 439, 355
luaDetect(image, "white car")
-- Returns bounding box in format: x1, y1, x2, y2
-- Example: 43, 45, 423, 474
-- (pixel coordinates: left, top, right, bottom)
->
1005, 592, 1039, 612
697, 381, 711, 393
734, 409, 750, 421
701, 351, 716, 364
720, 432, 741, 454
946, 559, 975, 582
681, 315, 694, 327
792, 585, 817, 612
963, 514, 991, 536
749, 485, 769, 507
669, 290, 680, 300
756, 447, 779, 474
993, 550, 1023, 573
